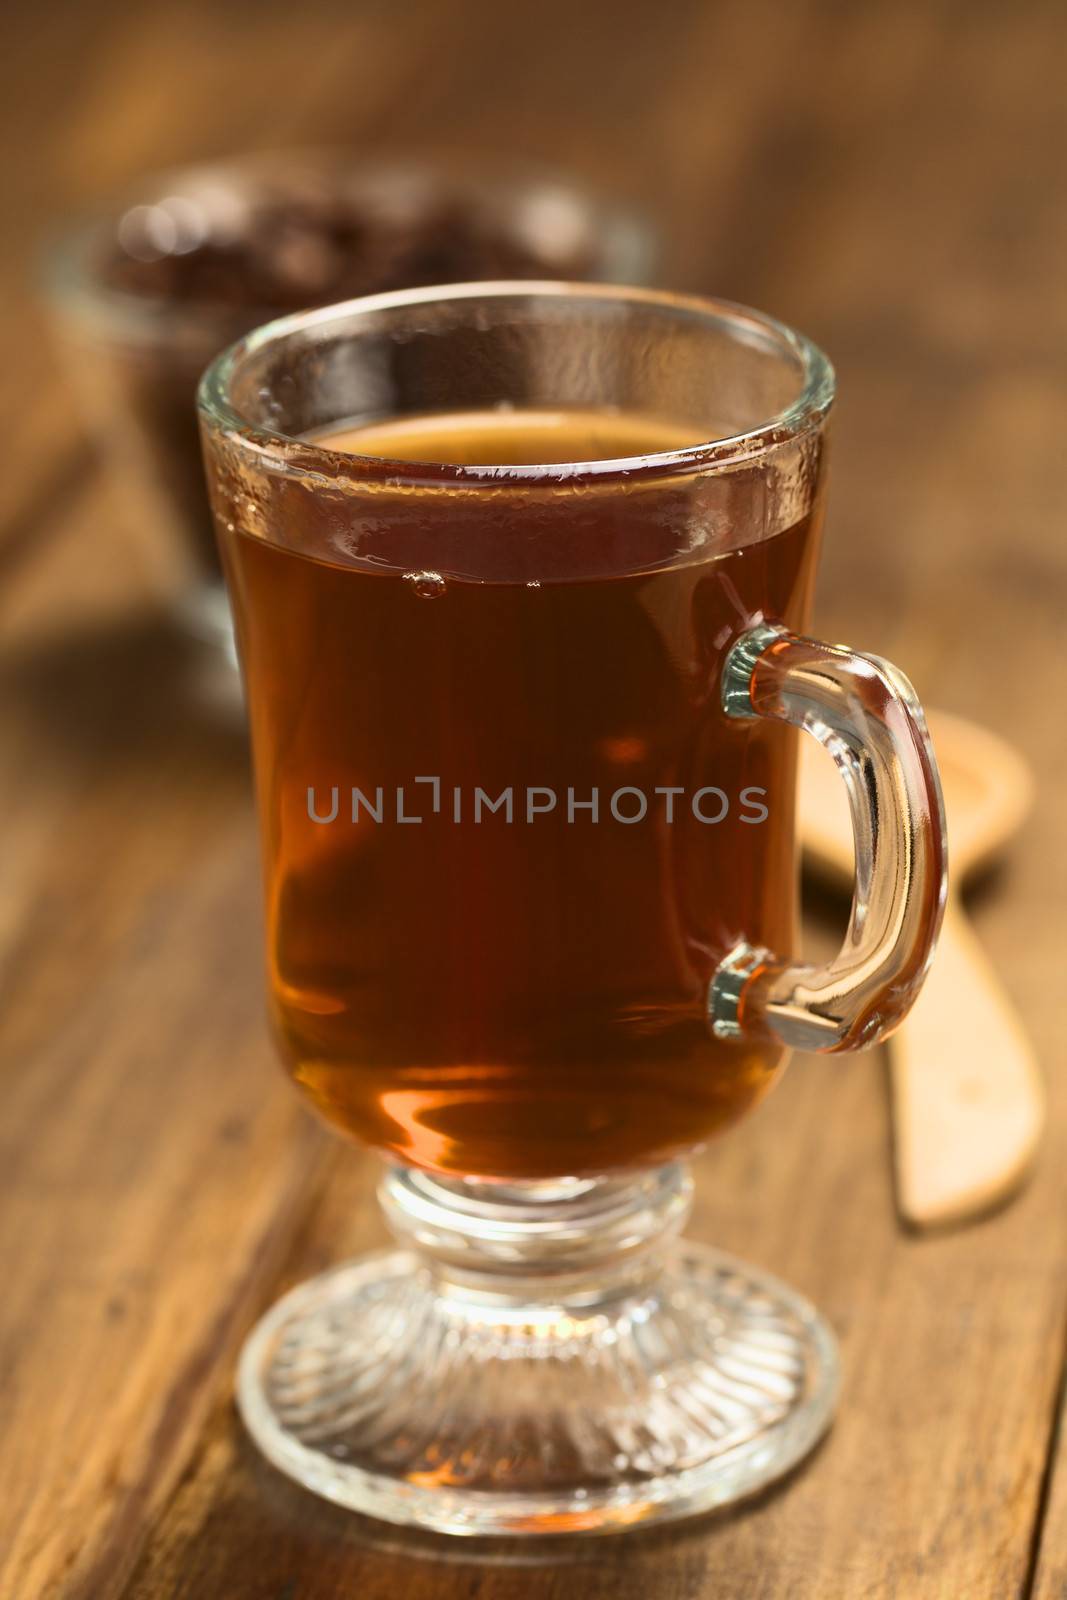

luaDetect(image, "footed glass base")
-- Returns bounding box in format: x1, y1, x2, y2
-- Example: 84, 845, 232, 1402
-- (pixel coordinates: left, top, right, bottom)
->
237, 1165, 838, 1535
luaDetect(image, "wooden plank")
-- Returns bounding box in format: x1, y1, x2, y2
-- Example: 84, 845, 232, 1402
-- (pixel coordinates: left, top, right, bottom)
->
1033, 1392, 1067, 1600
117, 0, 1067, 1594
1, 0, 1065, 1595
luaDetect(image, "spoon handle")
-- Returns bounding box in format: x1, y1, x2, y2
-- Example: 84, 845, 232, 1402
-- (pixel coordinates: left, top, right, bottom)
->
889, 894, 1044, 1229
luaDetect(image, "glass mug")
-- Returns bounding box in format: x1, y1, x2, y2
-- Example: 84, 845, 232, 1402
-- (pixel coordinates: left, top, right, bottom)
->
199, 284, 946, 1535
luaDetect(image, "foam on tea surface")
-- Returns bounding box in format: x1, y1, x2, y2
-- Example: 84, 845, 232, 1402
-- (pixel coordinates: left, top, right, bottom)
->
315, 406, 707, 466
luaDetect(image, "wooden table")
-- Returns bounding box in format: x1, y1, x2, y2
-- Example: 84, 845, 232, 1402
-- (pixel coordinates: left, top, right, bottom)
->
3, 1, 1066, 1595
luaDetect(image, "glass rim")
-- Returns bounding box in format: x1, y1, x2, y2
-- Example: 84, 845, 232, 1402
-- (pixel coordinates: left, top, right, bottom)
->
197, 281, 836, 488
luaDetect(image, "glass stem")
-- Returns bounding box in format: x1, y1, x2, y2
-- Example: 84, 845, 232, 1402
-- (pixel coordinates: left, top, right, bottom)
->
379, 1161, 694, 1309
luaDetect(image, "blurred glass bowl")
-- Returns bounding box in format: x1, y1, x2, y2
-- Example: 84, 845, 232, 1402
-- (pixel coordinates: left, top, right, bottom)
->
45, 153, 658, 661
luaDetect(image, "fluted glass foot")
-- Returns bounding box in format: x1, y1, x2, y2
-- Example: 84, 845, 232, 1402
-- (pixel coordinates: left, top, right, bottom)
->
237, 1164, 838, 1535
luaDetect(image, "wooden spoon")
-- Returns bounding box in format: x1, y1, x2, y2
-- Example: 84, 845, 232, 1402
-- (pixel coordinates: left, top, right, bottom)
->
798, 709, 1043, 1230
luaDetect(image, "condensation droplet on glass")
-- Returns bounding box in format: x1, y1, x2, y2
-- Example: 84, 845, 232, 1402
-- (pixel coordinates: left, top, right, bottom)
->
404, 570, 447, 599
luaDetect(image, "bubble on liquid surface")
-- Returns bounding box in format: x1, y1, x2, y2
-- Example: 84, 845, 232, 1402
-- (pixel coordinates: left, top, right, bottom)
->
403, 570, 447, 599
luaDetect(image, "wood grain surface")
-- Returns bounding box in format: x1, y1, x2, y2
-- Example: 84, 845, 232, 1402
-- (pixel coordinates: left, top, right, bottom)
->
2, 1, 1066, 1596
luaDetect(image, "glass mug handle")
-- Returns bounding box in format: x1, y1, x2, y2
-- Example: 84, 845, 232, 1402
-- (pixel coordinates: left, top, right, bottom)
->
710, 624, 948, 1052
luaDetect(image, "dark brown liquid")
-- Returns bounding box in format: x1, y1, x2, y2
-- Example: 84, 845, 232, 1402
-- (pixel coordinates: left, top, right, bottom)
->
223, 408, 821, 1178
